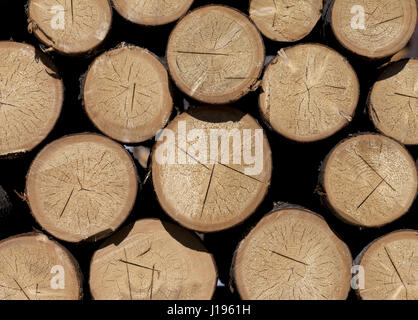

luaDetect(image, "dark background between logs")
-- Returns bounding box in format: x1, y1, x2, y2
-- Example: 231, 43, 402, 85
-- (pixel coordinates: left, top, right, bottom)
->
0, 0, 416, 300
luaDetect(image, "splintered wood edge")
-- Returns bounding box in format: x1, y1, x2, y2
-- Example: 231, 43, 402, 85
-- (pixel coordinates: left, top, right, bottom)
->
259, 43, 359, 142
83, 44, 173, 143
112, 0, 195, 26
0, 232, 83, 300
356, 230, 418, 300
233, 207, 353, 300
166, 5, 265, 104
369, 59, 418, 145
151, 106, 272, 232
0, 41, 63, 158
28, 0, 112, 55
249, 0, 323, 42
330, 0, 417, 59
322, 133, 418, 227
89, 218, 218, 300
25, 133, 138, 243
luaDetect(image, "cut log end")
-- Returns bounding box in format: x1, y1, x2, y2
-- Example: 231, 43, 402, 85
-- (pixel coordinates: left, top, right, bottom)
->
0, 41, 63, 157
89, 218, 217, 300
112, 0, 194, 26
357, 230, 418, 300
249, 0, 323, 42
323, 134, 417, 227
26, 133, 138, 243
369, 58, 418, 145
233, 207, 352, 300
259, 43, 359, 142
83, 45, 173, 143
152, 106, 272, 232
0, 233, 82, 300
166, 5, 265, 104
330, 0, 417, 59
28, 0, 112, 55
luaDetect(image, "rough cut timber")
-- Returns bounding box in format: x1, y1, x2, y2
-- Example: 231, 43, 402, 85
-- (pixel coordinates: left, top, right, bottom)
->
152, 106, 272, 232
356, 230, 418, 300
369, 58, 418, 145
330, 0, 417, 59
25, 133, 138, 243
112, 0, 194, 26
83, 45, 173, 144
233, 206, 352, 300
89, 218, 217, 300
0, 41, 63, 157
28, 0, 112, 55
0, 233, 82, 300
322, 134, 417, 227
166, 5, 265, 104
249, 0, 323, 42
259, 43, 359, 142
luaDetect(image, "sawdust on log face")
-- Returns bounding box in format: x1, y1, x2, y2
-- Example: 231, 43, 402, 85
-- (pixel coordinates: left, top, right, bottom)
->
26, 134, 138, 243
0, 42, 63, 157
112, 0, 194, 26
260, 44, 359, 142
0, 234, 81, 300
323, 134, 417, 227
234, 208, 352, 300
370, 59, 418, 145
84, 45, 173, 143
331, 0, 417, 59
28, 0, 112, 55
166, 5, 265, 104
89, 219, 217, 300
152, 106, 272, 232
359, 230, 418, 300
249, 0, 323, 42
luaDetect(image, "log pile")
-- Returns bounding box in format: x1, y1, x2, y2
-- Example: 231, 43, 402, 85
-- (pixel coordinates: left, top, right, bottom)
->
0, 0, 416, 300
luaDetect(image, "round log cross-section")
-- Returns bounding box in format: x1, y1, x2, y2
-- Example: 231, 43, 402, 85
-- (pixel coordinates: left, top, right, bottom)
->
233, 207, 352, 300
89, 218, 217, 300
369, 59, 418, 145
330, 0, 417, 59
166, 5, 265, 104
322, 134, 417, 227
152, 106, 272, 232
249, 0, 323, 42
83, 45, 173, 143
357, 230, 418, 300
259, 43, 359, 142
28, 0, 112, 55
0, 41, 63, 158
0, 233, 82, 300
26, 133, 138, 243
112, 0, 194, 26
